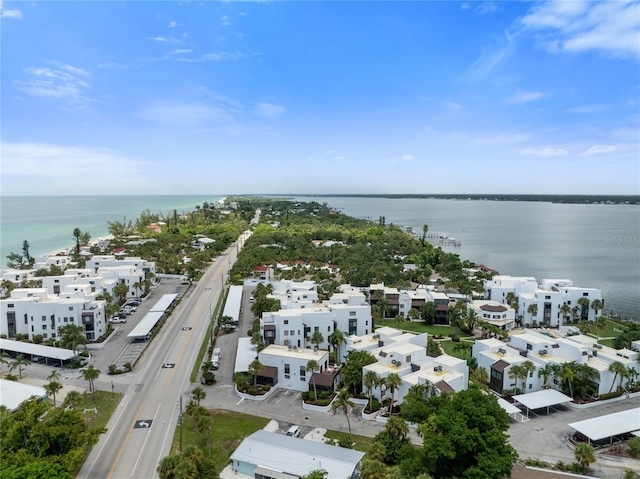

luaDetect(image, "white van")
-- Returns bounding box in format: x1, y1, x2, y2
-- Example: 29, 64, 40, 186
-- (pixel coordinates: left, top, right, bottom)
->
286, 425, 300, 438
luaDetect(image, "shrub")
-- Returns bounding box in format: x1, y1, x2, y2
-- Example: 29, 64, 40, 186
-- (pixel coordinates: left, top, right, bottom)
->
301, 391, 309, 401
314, 399, 331, 406
263, 384, 271, 392
599, 391, 624, 401
123, 362, 133, 372
108, 364, 119, 375
320, 390, 330, 399
628, 437, 640, 458
32, 334, 43, 344
247, 387, 258, 396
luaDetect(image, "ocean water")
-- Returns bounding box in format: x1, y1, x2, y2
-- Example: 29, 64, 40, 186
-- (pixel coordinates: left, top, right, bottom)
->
1, 195, 220, 260
294, 196, 640, 321
1, 195, 638, 320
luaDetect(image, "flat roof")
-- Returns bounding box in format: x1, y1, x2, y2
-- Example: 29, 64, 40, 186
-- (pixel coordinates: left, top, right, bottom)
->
0, 379, 47, 412
149, 293, 178, 312
222, 285, 243, 323
0, 338, 76, 360
569, 407, 640, 441
235, 337, 257, 373
260, 344, 328, 362
512, 389, 573, 411
128, 311, 164, 338
498, 397, 521, 415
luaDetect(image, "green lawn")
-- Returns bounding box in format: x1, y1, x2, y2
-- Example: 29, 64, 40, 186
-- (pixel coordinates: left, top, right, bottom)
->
323, 430, 375, 453
375, 319, 470, 338
171, 410, 269, 475
76, 390, 123, 433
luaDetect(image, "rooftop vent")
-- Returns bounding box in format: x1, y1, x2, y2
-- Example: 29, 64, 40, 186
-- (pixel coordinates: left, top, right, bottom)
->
498, 348, 506, 355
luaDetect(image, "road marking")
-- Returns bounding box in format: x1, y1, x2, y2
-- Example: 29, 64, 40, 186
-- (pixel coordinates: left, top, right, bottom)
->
236, 397, 245, 405
107, 403, 144, 479
290, 393, 300, 404
131, 402, 162, 478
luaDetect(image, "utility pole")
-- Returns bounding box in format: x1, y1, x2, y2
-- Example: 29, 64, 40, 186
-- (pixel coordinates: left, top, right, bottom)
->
179, 396, 183, 453
111, 380, 114, 399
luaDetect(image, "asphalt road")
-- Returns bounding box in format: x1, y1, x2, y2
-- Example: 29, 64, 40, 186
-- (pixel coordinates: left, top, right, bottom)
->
78, 232, 250, 479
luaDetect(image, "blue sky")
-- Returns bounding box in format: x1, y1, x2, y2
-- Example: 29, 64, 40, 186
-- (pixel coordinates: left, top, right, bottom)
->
1, 0, 639, 195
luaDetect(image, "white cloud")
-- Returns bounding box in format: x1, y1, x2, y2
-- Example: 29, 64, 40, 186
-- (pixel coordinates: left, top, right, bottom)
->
521, 147, 568, 157
149, 36, 168, 42
520, 0, 640, 59
475, 1, 498, 15
1, 0, 22, 18
255, 102, 285, 118
169, 48, 192, 55
447, 101, 463, 111
1, 142, 143, 177
566, 104, 606, 114
473, 132, 531, 145
463, 30, 515, 83
582, 145, 616, 156
460, 2, 471, 10
138, 101, 234, 126
507, 90, 546, 104
16, 63, 92, 104
387, 154, 416, 164
169, 21, 179, 28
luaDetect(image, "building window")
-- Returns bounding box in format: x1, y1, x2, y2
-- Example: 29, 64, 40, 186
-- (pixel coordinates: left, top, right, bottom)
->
328, 326, 331, 332
349, 311, 356, 316
7, 304, 13, 308
314, 326, 319, 332
69, 307, 74, 311
284, 320, 289, 325
406, 355, 411, 363
43, 333, 47, 339
42, 316, 47, 322
526, 343, 532, 350
290, 330, 294, 336
300, 366, 306, 379
284, 330, 289, 336
285, 363, 290, 379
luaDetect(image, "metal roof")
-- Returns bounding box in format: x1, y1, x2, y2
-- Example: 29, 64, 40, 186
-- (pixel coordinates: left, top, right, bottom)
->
0, 338, 76, 360
231, 430, 364, 478
149, 293, 178, 312
498, 397, 521, 415
512, 389, 572, 411
0, 379, 47, 412
128, 311, 164, 338
569, 407, 640, 441
222, 286, 242, 323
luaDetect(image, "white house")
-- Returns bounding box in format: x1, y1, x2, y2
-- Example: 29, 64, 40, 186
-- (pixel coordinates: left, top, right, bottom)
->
472, 299, 516, 331
258, 344, 330, 392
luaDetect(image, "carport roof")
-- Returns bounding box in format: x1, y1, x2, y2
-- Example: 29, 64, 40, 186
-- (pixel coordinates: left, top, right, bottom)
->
0, 338, 76, 360
512, 389, 572, 411
498, 397, 521, 415
568, 407, 640, 442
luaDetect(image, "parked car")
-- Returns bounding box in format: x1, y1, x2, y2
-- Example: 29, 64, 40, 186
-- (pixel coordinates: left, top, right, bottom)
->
286, 425, 300, 437
126, 300, 141, 307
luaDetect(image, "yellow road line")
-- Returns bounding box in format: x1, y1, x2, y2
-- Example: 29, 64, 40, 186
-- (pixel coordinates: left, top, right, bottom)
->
166, 300, 202, 386
107, 403, 145, 479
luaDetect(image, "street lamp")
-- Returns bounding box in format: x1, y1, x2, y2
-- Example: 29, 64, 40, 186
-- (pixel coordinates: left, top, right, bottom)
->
111, 380, 114, 399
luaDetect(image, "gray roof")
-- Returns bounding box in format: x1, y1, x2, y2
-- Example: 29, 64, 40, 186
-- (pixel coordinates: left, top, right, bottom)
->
128, 311, 164, 338
0, 338, 76, 360
149, 293, 178, 312
231, 430, 364, 478
0, 379, 47, 411
512, 389, 572, 411
569, 407, 640, 441
222, 285, 242, 323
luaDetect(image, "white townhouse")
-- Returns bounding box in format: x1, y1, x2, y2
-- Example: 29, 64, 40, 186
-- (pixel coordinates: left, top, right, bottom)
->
32, 255, 73, 271
472, 299, 516, 331
260, 283, 372, 352
484, 275, 603, 327
473, 329, 637, 397
398, 288, 432, 319
1, 268, 37, 285
0, 288, 107, 342
258, 344, 331, 392
40, 269, 118, 299
85, 255, 156, 277
351, 327, 468, 405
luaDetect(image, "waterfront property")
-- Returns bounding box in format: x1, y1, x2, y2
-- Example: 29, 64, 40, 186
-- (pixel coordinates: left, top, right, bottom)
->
484, 275, 603, 326
473, 328, 638, 397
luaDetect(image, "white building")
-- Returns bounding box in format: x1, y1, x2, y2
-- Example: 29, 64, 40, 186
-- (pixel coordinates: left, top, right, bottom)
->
0, 288, 107, 341
472, 329, 637, 397
352, 326, 468, 405
472, 299, 516, 331
258, 344, 331, 392
483, 275, 603, 326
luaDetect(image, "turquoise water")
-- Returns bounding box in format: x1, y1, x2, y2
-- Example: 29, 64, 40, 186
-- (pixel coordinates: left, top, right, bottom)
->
1, 194, 638, 319
1, 195, 220, 260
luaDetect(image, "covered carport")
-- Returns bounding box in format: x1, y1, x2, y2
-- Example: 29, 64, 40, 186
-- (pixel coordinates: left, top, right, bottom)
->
512, 389, 573, 418
0, 338, 76, 367
128, 311, 164, 342
498, 397, 528, 422
568, 407, 640, 447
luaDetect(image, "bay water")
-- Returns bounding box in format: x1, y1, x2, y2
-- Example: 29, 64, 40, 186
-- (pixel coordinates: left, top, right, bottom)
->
1, 195, 638, 319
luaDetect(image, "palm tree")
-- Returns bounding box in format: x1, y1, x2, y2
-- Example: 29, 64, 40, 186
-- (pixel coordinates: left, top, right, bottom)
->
464, 307, 479, 334
608, 361, 627, 393
331, 389, 355, 436
47, 369, 61, 382
310, 330, 324, 350
248, 359, 265, 388
560, 304, 572, 324
577, 297, 590, 321
421, 224, 429, 245
63, 390, 82, 408
328, 329, 346, 363
363, 370, 379, 408
538, 364, 556, 388
197, 414, 213, 457
44, 381, 63, 407
73, 227, 82, 256
385, 416, 409, 440
306, 360, 320, 400
22, 240, 32, 265
385, 373, 402, 414
527, 303, 538, 323
448, 306, 462, 337
471, 367, 489, 387
191, 386, 206, 406
561, 363, 575, 399
591, 299, 603, 318
594, 316, 607, 342
574, 442, 596, 470
82, 364, 100, 400
0, 352, 10, 368
508, 364, 525, 394
157, 454, 179, 479
10, 354, 29, 379
521, 360, 537, 392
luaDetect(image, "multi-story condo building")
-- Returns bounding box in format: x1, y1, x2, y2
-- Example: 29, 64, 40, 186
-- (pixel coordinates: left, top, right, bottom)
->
484, 275, 603, 327
0, 287, 107, 342
472, 329, 637, 397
